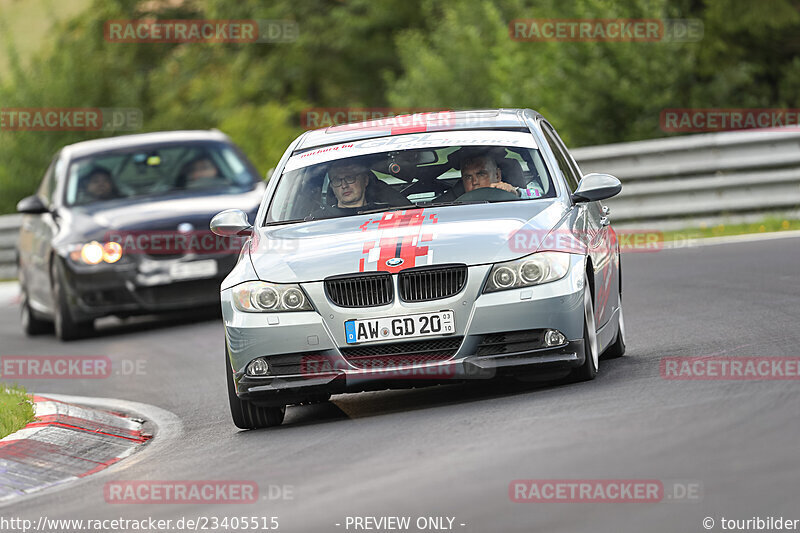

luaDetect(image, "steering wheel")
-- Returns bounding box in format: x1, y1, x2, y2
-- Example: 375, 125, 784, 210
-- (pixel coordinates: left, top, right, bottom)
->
455, 186, 518, 203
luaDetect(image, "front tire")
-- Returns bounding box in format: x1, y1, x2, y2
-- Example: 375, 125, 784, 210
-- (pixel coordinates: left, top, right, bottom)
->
20, 288, 51, 336
226, 352, 285, 429
51, 260, 94, 341
570, 275, 598, 382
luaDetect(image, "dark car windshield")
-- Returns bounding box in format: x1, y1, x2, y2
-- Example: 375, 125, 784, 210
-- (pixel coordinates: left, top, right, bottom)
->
266, 137, 555, 224
65, 141, 258, 206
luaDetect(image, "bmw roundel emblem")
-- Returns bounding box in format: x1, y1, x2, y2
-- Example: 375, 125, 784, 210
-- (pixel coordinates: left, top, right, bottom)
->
386, 257, 404, 267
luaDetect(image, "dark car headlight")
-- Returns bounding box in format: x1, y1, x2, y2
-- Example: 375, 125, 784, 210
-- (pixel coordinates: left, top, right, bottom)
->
66, 241, 124, 265
483, 252, 571, 293
232, 281, 313, 312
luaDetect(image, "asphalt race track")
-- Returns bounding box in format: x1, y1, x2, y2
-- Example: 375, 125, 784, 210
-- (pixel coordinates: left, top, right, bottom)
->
2, 235, 799, 532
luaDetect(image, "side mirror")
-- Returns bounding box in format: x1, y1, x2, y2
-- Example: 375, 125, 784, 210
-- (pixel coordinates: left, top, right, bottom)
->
571, 173, 622, 203
210, 209, 253, 236
16, 195, 49, 214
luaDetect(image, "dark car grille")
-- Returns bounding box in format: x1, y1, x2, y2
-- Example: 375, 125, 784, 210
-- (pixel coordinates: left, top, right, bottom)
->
398, 264, 467, 302
475, 329, 546, 356
325, 273, 393, 308
341, 337, 462, 369
80, 289, 136, 307
136, 278, 223, 307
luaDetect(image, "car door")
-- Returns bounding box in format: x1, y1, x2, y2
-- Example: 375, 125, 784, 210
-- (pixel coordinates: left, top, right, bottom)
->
540, 122, 618, 329
22, 153, 63, 312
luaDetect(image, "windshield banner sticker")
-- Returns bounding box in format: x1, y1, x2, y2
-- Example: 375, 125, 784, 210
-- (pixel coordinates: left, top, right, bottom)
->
358, 209, 439, 273
285, 131, 537, 171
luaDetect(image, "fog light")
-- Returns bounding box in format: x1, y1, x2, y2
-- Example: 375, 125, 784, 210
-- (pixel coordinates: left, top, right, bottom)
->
246, 358, 269, 376
544, 329, 567, 347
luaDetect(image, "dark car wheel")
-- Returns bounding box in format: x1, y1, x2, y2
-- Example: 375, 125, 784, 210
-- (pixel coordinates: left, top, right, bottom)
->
570, 276, 598, 382
51, 260, 94, 341
226, 352, 285, 429
20, 288, 51, 336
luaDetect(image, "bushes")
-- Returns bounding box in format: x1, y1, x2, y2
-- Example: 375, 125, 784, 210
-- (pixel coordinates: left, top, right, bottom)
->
2, 0, 799, 214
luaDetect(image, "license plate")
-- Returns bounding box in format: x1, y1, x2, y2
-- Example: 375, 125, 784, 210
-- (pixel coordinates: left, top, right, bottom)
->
169, 259, 218, 281
345, 310, 455, 344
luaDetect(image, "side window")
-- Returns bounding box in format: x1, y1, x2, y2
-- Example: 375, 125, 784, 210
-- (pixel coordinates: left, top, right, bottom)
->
542, 124, 580, 193
36, 154, 60, 207
550, 126, 584, 183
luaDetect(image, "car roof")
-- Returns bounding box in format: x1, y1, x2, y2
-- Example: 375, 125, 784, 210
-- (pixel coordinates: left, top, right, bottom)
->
294, 108, 541, 152
61, 130, 232, 159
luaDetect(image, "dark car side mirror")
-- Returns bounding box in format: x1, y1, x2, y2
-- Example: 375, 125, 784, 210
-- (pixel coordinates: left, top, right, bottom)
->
210, 209, 253, 236
571, 173, 622, 203
16, 195, 49, 214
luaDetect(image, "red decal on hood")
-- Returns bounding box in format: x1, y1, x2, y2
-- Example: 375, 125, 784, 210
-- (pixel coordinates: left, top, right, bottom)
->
359, 209, 438, 272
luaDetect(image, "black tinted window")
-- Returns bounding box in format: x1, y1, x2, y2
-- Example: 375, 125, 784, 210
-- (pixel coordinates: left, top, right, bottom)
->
65, 142, 257, 206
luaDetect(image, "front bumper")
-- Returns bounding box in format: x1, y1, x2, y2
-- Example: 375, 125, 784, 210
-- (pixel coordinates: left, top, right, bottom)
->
61, 253, 237, 321
235, 340, 584, 406
223, 258, 588, 405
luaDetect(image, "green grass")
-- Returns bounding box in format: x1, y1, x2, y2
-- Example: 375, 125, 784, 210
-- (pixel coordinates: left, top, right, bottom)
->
0, 0, 92, 75
661, 217, 800, 242
0, 385, 35, 439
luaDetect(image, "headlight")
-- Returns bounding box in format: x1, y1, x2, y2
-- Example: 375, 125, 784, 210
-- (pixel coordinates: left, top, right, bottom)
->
232, 281, 313, 312
483, 252, 571, 293
102, 242, 123, 263
68, 241, 124, 265
80, 242, 104, 265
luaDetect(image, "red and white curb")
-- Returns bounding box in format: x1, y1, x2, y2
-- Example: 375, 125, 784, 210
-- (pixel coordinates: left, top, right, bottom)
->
0, 395, 151, 503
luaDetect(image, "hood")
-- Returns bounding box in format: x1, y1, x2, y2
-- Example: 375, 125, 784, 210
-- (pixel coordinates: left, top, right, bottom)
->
250, 200, 568, 283
54, 185, 264, 244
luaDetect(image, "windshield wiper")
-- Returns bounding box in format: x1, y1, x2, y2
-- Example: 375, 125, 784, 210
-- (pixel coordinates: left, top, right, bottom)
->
357, 200, 490, 215
264, 218, 312, 226
357, 204, 417, 215
414, 200, 489, 208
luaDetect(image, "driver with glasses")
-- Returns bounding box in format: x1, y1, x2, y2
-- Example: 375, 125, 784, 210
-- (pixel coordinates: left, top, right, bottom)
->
309, 160, 376, 219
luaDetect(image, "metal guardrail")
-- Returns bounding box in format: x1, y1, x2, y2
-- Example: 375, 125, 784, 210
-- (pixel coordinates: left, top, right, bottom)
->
0, 214, 21, 280
1, 129, 799, 278
572, 129, 800, 229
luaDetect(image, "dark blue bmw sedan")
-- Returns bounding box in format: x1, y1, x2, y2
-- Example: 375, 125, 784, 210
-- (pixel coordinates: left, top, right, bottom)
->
16, 130, 264, 340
